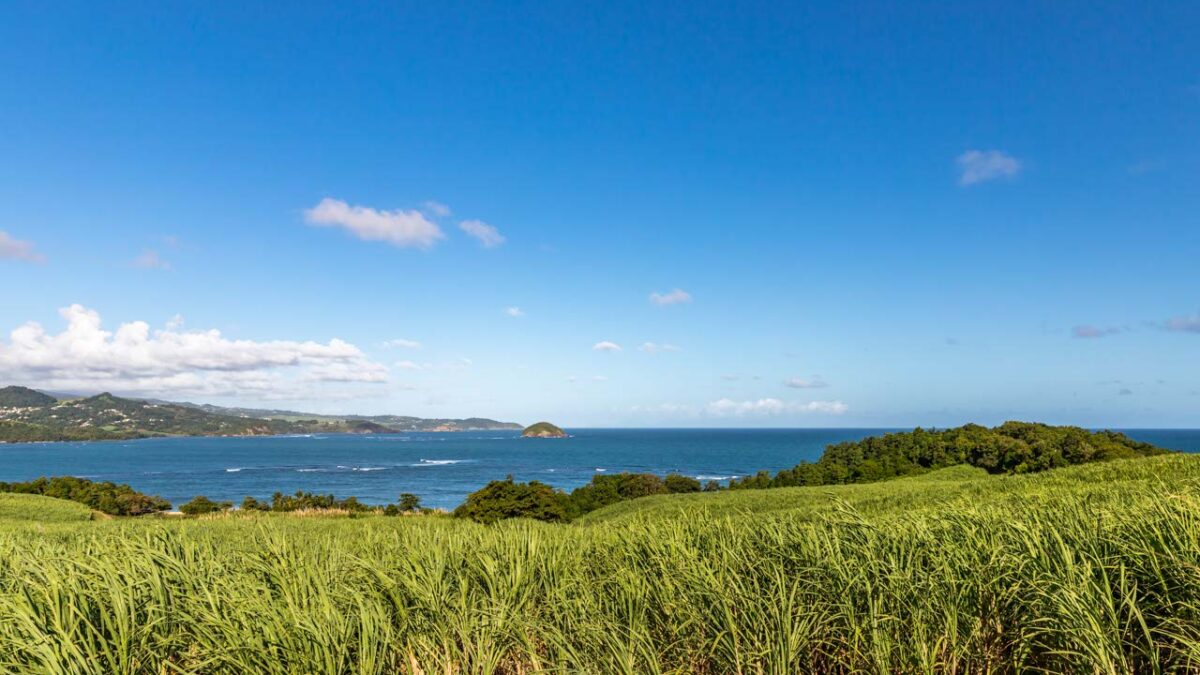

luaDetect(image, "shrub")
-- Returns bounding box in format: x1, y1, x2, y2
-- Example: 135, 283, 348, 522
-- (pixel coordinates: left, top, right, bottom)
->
0, 476, 170, 515
180, 496, 232, 516
664, 473, 702, 493
240, 496, 270, 512
454, 477, 569, 524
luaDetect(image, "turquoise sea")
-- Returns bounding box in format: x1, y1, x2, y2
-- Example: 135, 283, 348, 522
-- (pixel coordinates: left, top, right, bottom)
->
2, 428, 1197, 510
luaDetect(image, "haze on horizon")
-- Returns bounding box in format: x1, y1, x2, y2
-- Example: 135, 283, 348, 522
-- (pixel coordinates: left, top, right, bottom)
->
0, 3, 1196, 428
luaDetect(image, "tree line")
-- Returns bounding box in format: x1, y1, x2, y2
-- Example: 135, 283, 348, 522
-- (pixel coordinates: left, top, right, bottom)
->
453, 422, 1169, 523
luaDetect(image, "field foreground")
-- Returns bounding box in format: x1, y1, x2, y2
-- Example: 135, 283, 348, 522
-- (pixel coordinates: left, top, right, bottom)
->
3, 456, 1200, 673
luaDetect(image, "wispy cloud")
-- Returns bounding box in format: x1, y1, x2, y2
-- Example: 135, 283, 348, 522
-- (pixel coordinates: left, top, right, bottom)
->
459, 219, 506, 248
705, 398, 848, 417
1165, 313, 1200, 333
957, 150, 1021, 186
422, 201, 451, 218
0, 231, 45, 263
593, 341, 623, 352
505, 306, 525, 318
304, 198, 445, 249
649, 288, 692, 306
132, 249, 171, 271
1072, 325, 1124, 339
639, 342, 680, 353
1118, 388, 1134, 396
382, 338, 421, 349
394, 360, 425, 370
784, 376, 828, 389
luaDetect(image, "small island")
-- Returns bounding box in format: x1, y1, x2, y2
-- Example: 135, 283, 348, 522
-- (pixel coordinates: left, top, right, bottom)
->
522, 421, 568, 438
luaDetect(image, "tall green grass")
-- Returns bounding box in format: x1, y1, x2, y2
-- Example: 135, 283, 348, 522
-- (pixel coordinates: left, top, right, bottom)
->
2, 455, 1200, 673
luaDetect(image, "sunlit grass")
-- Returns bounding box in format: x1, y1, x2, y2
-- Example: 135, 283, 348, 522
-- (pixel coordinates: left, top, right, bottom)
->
2, 455, 1200, 672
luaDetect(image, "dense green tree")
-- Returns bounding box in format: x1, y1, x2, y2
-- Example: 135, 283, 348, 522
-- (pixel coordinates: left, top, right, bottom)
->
730, 422, 1169, 491
398, 493, 422, 512
453, 477, 569, 524
0, 476, 170, 515
180, 495, 232, 515
664, 473, 702, 493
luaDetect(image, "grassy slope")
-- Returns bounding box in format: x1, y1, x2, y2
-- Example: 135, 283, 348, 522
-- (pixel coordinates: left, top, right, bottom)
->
0, 493, 93, 522
2, 455, 1200, 672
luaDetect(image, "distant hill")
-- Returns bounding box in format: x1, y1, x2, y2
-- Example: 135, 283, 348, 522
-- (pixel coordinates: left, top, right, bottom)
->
0, 386, 57, 408
522, 421, 568, 438
0, 386, 521, 442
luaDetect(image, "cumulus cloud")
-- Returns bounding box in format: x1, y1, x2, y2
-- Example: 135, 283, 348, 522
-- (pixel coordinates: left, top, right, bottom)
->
422, 201, 451, 218
640, 342, 680, 353
0, 305, 388, 398
1072, 325, 1123, 339
784, 376, 828, 389
304, 198, 445, 249
649, 288, 692, 306
1165, 313, 1200, 333
382, 338, 421, 349
705, 398, 848, 416
957, 150, 1021, 186
0, 231, 45, 263
593, 341, 623, 352
459, 220, 506, 248
505, 307, 525, 318
132, 249, 171, 271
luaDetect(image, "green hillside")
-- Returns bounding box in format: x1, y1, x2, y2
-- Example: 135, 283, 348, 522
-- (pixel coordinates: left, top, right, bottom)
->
2, 454, 1200, 672
0, 386, 521, 442
0, 386, 56, 408
0, 493, 93, 522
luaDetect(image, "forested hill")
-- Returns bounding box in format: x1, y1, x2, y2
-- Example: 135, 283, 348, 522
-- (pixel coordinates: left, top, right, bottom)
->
0, 386, 520, 442
731, 421, 1170, 489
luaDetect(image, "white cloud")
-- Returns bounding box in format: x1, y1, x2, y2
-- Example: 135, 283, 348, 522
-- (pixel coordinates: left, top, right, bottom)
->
304, 198, 445, 249
593, 341, 623, 352
459, 219, 506, 248
132, 249, 171, 271
649, 288, 692, 306
640, 342, 681, 353
422, 201, 451, 218
705, 398, 848, 417
0, 231, 45, 263
0, 305, 388, 399
956, 150, 1021, 186
394, 360, 425, 371
784, 376, 828, 389
382, 338, 422, 349
505, 307, 525, 318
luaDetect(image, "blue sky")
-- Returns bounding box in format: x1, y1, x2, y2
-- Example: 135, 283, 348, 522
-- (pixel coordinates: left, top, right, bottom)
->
0, 2, 1197, 427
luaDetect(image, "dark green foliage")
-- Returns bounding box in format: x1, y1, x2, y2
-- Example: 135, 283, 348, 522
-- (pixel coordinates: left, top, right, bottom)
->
180, 496, 232, 515
383, 504, 400, 516
453, 477, 569, 524
0, 420, 129, 442
731, 421, 1170, 490
269, 491, 372, 512
565, 473, 667, 518
348, 421, 397, 433
664, 473, 702, 493
240, 496, 270, 512
398, 493, 421, 512
0, 386, 57, 407
0, 476, 170, 515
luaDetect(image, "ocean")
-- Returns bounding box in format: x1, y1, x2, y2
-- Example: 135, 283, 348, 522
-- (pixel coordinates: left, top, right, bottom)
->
2, 428, 1197, 510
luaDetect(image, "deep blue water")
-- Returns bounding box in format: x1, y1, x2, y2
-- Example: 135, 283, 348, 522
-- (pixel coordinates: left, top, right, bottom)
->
1, 428, 1197, 510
